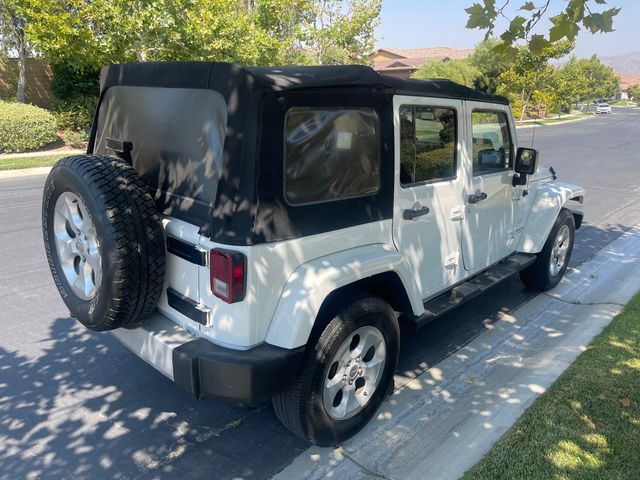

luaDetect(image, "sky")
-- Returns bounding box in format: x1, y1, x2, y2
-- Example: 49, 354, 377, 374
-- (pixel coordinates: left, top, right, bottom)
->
375, 0, 640, 58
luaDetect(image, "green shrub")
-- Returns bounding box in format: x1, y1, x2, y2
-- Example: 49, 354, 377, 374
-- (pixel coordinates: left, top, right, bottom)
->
0, 101, 58, 153
51, 62, 100, 100
52, 96, 96, 131
63, 129, 89, 149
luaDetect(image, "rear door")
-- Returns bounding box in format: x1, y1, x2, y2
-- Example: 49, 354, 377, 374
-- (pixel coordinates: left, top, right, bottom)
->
461, 103, 517, 273
392, 95, 466, 299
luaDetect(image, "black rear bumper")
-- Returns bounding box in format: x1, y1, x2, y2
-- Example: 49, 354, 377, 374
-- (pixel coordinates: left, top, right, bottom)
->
172, 339, 305, 403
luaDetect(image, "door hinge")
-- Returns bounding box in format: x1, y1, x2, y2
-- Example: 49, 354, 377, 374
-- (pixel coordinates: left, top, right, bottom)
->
450, 206, 465, 221
445, 252, 459, 269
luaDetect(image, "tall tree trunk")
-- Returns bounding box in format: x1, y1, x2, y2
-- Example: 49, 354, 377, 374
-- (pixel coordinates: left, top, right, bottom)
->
16, 37, 27, 103
7, 11, 27, 103
519, 91, 532, 122
134, 41, 147, 62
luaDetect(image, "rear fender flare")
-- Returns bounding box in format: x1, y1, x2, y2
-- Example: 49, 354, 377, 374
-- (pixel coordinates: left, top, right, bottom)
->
264, 244, 423, 350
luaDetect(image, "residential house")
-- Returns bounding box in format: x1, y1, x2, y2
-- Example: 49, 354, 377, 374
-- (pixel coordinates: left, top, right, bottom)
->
616, 73, 640, 101
371, 47, 474, 78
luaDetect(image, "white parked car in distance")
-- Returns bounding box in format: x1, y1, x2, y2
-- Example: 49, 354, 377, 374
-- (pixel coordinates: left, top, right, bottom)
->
596, 103, 612, 114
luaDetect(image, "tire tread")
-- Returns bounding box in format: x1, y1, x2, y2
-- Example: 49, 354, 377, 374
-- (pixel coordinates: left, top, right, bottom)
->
46, 154, 165, 330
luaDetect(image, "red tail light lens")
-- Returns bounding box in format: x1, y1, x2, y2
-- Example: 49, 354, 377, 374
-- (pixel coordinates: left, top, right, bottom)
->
210, 249, 246, 303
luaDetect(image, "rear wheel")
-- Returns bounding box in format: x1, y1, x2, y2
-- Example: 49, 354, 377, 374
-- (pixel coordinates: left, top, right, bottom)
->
520, 208, 575, 291
272, 295, 399, 446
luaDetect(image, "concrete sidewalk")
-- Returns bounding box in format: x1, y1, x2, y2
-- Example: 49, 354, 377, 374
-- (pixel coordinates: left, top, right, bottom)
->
274, 224, 640, 480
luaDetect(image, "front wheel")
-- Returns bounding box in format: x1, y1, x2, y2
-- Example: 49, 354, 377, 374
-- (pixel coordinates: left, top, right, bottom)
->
520, 208, 575, 291
272, 295, 399, 446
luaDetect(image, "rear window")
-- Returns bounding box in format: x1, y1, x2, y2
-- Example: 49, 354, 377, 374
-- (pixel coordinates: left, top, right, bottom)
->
284, 108, 381, 205
94, 86, 227, 211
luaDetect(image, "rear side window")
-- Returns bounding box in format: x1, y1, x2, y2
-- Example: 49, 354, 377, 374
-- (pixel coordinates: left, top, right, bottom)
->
284, 108, 380, 205
399, 105, 457, 186
471, 110, 513, 175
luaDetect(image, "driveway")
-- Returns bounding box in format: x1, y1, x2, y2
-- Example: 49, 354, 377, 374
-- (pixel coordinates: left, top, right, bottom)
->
0, 107, 639, 480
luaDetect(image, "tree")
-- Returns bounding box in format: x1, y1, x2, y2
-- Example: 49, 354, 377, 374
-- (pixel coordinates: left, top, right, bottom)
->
412, 59, 481, 88
23, 0, 280, 68
469, 38, 510, 93
629, 84, 640, 104
22, 0, 381, 69
574, 55, 619, 106
555, 55, 586, 111
496, 40, 573, 120
0, 0, 29, 102
254, 0, 311, 63
465, 0, 621, 55
265, 0, 382, 65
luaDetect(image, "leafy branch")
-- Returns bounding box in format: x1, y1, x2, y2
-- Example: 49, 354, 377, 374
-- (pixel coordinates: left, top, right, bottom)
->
465, 0, 621, 54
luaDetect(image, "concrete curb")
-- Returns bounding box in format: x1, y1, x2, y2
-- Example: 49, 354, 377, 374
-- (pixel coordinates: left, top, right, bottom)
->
273, 224, 640, 480
0, 166, 53, 179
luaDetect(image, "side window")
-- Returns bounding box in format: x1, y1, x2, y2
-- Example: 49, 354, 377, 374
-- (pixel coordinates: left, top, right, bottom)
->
284, 108, 380, 205
399, 105, 457, 186
471, 110, 513, 175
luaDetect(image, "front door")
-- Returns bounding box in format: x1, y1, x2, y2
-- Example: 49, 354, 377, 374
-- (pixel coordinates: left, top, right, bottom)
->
392, 96, 466, 299
461, 103, 517, 273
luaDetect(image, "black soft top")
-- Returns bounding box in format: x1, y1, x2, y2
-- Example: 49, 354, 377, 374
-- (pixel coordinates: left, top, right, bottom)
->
91, 62, 509, 245
99, 61, 508, 104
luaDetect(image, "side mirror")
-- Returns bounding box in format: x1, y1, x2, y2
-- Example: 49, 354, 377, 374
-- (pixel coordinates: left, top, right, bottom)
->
515, 147, 538, 175
513, 147, 538, 186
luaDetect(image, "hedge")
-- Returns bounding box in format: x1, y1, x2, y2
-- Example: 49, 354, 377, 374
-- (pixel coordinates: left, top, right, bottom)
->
0, 101, 58, 153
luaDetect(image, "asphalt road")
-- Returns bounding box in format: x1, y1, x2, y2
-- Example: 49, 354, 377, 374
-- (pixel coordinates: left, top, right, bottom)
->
1, 107, 639, 480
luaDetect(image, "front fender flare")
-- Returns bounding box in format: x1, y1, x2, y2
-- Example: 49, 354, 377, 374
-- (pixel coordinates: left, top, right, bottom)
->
264, 244, 423, 350
517, 181, 584, 253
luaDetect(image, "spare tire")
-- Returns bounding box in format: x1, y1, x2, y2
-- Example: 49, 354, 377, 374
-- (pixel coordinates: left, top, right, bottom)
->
42, 154, 165, 331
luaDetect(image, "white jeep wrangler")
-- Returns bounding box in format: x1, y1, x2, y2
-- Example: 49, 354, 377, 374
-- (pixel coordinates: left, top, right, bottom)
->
42, 62, 584, 446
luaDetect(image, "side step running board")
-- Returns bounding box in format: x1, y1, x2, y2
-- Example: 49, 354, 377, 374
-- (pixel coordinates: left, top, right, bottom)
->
405, 253, 537, 330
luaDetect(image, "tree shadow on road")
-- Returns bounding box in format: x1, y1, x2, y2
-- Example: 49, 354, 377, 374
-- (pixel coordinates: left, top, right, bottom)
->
0, 317, 307, 480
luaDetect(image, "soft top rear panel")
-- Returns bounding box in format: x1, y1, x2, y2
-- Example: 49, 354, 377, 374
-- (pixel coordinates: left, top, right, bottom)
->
94, 86, 226, 226
91, 62, 259, 244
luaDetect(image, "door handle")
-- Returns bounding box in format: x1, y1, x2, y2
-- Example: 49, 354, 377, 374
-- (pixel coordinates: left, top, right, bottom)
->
468, 192, 488, 204
403, 206, 430, 220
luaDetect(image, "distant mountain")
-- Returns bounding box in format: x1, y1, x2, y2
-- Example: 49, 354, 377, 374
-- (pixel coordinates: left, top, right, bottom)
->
601, 52, 640, 74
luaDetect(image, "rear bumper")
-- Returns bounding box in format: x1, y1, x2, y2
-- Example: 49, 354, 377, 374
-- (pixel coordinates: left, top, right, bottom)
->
112, 312, 304, 403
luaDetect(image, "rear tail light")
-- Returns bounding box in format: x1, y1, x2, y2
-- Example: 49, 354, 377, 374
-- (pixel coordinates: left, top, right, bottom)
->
210, 249, 246, 303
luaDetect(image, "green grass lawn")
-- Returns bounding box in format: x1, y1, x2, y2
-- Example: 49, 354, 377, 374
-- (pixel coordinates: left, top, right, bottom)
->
0, 153, 68, 171
611, 101, 637, 107
463, 292, 640, 480
517, 112, 593, 127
